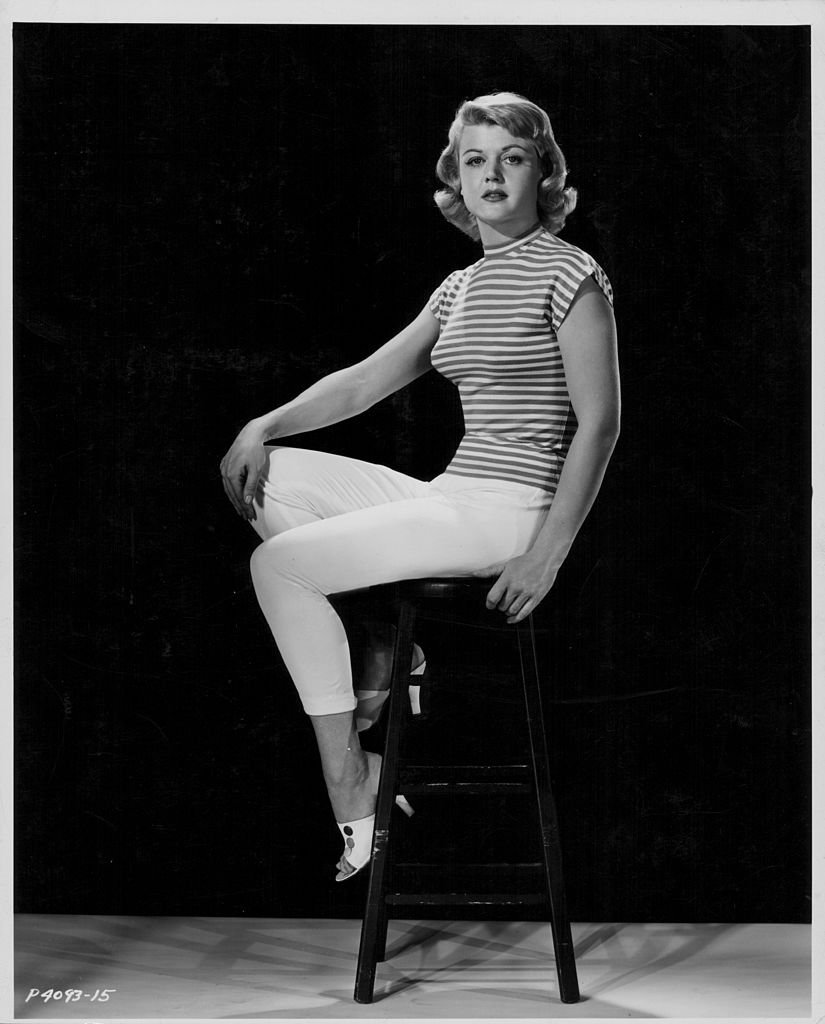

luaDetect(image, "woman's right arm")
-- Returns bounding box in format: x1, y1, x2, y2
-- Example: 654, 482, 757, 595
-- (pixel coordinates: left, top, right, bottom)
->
220, 302, 440, 519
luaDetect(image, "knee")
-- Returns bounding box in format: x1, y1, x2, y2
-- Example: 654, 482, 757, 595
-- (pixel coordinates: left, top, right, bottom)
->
249, 535, 289, 589
250, 530, 315, 585
250, 532, 328, 601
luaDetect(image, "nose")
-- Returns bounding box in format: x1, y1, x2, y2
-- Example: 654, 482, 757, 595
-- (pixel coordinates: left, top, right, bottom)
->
485, 157, 504, 182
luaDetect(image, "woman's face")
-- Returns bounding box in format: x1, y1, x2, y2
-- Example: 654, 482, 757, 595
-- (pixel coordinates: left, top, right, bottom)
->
458, 122, 543, 242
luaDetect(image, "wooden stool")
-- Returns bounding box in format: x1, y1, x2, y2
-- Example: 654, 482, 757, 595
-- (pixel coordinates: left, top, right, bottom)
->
337, 577, 579, 1005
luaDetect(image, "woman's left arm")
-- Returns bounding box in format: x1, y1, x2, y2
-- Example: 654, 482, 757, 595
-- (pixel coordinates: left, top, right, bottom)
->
485, 275, 621, 623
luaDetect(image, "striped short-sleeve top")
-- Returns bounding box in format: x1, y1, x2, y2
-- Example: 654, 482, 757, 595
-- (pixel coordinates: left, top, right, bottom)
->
428, 225, 613, 496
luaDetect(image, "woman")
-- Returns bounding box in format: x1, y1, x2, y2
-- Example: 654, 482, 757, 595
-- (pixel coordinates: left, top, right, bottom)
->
220, 92, 620, 881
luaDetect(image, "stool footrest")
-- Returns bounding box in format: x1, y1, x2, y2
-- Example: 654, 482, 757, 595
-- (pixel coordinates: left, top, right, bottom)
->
386, 893, 547, 907
394, 861, 544, 869
399, 764, 532, 794
392, 862, 547, 895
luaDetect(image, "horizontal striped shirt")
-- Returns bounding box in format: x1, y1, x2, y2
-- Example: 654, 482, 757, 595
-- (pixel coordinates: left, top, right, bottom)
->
428, 225, 613, 494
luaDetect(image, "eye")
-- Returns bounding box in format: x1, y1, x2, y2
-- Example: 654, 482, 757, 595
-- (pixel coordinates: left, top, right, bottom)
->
464, 156, 483, 167
503, 154, 524, 164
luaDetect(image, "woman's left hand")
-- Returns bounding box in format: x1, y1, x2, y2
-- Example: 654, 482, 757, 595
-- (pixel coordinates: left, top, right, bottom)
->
482, 554, 559, 624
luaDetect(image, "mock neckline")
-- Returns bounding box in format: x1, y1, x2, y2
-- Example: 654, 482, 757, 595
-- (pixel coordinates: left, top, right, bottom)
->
482, 224, 544, 257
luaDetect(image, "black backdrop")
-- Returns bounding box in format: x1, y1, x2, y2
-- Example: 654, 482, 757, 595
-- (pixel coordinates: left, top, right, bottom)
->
14, 23, 810, 922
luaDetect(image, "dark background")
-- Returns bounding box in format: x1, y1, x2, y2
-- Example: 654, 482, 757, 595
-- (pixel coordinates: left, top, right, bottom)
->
14, 24, 810, 921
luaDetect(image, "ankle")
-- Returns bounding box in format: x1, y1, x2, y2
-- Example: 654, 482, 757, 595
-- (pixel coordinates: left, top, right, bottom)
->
327, 751, 382, 823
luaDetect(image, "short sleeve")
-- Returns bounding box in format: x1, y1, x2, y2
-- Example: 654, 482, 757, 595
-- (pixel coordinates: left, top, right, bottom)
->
428, 281, 444, 319
427, 269, 463, 325
548, 252, 614, 333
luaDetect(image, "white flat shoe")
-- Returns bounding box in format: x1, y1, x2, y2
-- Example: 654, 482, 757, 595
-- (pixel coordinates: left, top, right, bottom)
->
335, 795, 415, 882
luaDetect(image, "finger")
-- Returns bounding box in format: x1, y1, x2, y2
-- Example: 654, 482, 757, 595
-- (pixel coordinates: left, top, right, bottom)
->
495, 583, 527, 613
485, 579, 506, 609
242, 469, 259, 519
507, 596, 537, 625
221, 473, 245, 517
228, 465, 252, 516
485, 570, 511, 608
220, 465, 242, 513
500, 591, 528, 616
507, 591, 531, 613
221, 467, 248, 517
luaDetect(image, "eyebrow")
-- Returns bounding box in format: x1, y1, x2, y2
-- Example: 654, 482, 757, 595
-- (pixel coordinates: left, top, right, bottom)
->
460, 143, 532, 156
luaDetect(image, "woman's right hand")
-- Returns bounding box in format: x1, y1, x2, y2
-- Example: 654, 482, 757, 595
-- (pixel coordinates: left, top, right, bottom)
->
220, 420, 268, 521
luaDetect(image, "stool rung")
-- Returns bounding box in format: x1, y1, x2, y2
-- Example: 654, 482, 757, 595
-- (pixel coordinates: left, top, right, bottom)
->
391, 862, 546, 896
395, 861, 543, 869
401, 782, 532, 795
386, 892, 546, 907
399, 764, 531, 794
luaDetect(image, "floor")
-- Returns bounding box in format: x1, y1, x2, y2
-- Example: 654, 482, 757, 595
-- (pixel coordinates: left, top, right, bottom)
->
12, 916, 811, 1021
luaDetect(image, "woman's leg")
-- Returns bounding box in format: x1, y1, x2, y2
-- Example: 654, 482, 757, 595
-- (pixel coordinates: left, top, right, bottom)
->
248, 445, 430, 541
247, 447, 435, 871
249, 493, 527, 715
250, 444, 429, 721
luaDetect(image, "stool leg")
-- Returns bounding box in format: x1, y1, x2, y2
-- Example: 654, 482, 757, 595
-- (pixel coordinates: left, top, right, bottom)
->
354, 598, 416, 1003
374, 902, 389, 962
516, 618, 580, 1004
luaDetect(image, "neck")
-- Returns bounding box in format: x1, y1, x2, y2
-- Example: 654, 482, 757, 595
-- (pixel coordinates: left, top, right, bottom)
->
478, 218, 541, 250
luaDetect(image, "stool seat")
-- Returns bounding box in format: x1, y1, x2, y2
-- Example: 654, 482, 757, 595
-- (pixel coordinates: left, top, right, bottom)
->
389, 575, 493, 597
333, 575, 493, 603
347, 575, 580, 1005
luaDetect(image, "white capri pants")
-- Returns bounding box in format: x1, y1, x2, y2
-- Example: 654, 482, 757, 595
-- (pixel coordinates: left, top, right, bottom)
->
248, 446, 551, 716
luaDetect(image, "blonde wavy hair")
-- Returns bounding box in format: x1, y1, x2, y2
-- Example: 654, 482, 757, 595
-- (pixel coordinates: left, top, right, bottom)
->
434, 92, 577, 241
